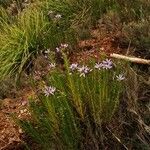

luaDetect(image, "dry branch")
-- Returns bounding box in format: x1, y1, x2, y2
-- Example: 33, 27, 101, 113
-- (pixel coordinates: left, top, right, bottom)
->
110, 53, 150, 65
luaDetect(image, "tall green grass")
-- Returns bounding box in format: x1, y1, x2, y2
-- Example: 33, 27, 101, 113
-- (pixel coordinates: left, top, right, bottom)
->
0, 2, 77, 80
0, 6, 48, 79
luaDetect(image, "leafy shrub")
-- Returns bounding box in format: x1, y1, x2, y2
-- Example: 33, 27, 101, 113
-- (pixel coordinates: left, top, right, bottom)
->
122, 19, 150, 52
15, 49, 125, 149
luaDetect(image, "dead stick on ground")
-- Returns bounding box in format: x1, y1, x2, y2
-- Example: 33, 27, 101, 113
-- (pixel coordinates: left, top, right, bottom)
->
110, 53, 150, 65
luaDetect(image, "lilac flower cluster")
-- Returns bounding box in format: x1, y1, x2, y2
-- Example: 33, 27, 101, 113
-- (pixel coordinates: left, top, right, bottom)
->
69, 59, 113, 77
43, 55, 125, 96
78, 66, 92, 77
44, 86, 56, 97
69, 63, 92, 77
68, 59, 125, 80
102, 59, 113, 69
94, 59, 113, 70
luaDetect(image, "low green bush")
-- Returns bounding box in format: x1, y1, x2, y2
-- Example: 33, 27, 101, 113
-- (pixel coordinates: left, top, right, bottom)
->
122, 19, 150, 51
15, 48, 125, 149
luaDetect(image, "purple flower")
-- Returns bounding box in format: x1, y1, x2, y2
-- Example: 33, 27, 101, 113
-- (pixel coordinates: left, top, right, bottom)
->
116, 74, 125, 81
78, 65, 92, 77
70, 63, 78, 71
94, 62, 103, 70
102, 59, 113, 69
44, 86, 56, 96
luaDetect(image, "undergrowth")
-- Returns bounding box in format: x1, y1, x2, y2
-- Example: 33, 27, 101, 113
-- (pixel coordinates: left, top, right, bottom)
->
95, 0, 150, 58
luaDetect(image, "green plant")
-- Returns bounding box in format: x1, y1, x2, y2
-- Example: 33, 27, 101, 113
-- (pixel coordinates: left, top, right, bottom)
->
15, 49, 125, 149
0, 7, 46, 79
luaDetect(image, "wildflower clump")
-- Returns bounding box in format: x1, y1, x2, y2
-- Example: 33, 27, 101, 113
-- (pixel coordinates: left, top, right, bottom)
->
16, 51, 125, 149
94, 59, 113, 70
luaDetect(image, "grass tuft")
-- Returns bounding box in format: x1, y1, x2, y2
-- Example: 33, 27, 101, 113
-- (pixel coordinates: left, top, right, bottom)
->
15, 51, 126, 149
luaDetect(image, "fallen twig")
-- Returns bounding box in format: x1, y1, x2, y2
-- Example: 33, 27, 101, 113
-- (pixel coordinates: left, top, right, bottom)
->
110, 53, 150, 65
